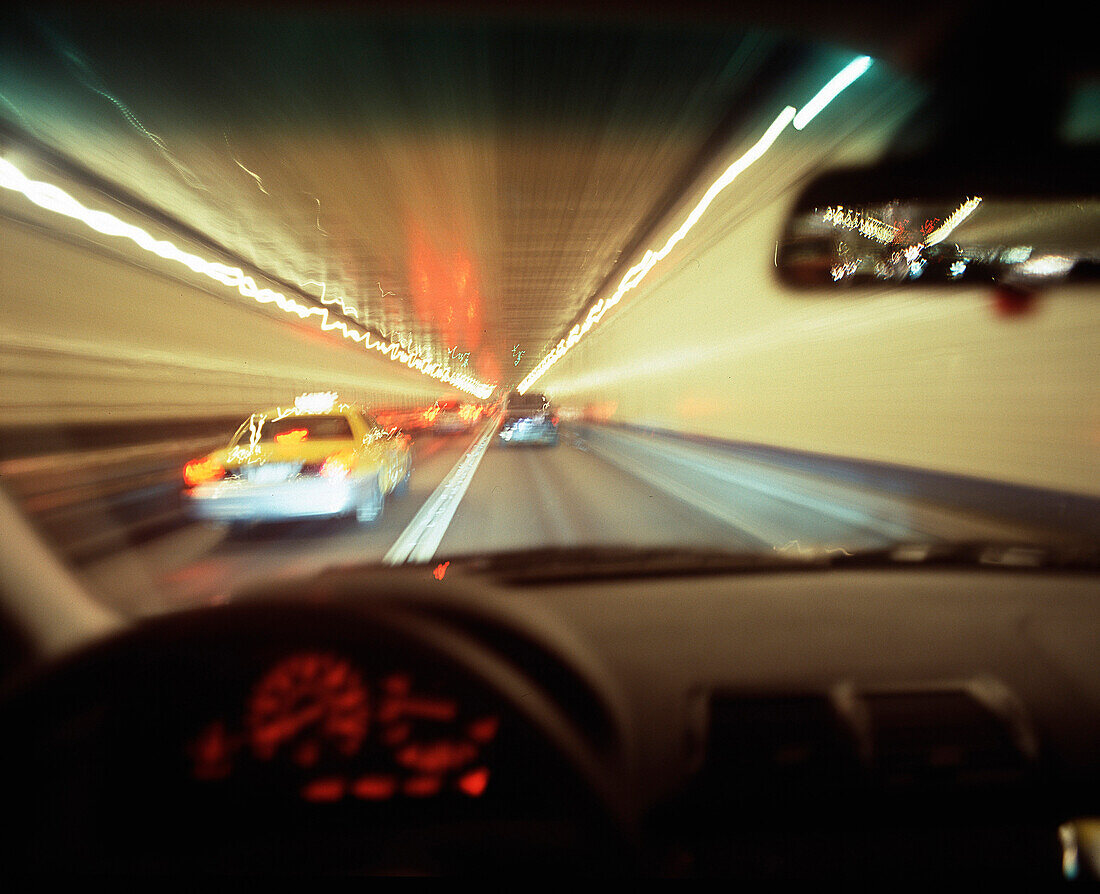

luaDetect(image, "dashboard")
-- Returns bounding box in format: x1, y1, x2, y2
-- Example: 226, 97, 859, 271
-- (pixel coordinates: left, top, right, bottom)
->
0, 590, 626, 874
2, 559, 1099, 877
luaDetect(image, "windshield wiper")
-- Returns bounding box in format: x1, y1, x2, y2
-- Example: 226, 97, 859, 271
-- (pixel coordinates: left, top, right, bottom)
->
829, 540, 1100, 570
429, 541, 1100, 584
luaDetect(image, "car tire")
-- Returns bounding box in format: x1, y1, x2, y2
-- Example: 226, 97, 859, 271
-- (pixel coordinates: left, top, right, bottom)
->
227, 521, 253, 538
355, 478, 384, 524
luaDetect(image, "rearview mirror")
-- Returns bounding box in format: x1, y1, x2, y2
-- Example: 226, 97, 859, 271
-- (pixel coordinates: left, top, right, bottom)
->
776, 149, 1100, 290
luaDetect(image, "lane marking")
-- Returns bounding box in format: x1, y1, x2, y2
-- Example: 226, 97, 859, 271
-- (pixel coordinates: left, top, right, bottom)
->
384, 417, 499, 565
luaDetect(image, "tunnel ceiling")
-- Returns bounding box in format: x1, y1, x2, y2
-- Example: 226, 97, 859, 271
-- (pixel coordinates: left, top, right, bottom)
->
1, 6, 811, 390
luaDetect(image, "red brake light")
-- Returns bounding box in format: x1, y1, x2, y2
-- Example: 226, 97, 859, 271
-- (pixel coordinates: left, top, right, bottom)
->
320, 451, 355, 478
275, 428, 309, 445
184, 456, 225, 488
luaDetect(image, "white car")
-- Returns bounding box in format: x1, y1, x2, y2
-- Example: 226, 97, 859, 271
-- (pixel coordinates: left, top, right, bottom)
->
185, 397, 411, 525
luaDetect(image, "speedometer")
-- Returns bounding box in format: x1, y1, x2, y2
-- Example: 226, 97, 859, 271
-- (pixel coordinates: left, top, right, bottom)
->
248, 652, 369, 768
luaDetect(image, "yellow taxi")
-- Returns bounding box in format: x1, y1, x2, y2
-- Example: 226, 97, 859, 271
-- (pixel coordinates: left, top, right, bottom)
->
184, 393, 411, 526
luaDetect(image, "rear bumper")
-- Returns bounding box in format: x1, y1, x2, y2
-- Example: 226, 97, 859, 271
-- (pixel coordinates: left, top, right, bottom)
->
186, 476, 373, 522
499, 419, 558, 444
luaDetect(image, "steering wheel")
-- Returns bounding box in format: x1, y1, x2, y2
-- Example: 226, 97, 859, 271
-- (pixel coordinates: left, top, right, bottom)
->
0, 577, 632, 874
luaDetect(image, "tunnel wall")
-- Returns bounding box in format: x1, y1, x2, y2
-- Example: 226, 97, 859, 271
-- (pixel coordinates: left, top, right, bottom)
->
0, 213, 448, 427
540, 148, 1100, 498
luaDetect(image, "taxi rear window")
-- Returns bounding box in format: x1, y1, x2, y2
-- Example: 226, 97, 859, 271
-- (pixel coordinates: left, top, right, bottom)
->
255, 415, 355, 444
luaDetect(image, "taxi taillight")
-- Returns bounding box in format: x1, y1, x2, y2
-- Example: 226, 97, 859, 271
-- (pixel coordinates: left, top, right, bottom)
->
183, 456, 225, 488
320, 451, 356, 479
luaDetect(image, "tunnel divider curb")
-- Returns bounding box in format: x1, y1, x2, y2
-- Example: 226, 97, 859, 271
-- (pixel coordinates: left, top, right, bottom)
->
383, 416, 499, 564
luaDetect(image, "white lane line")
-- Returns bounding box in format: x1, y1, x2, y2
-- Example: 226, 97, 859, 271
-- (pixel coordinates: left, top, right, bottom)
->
383, 417, 499, 565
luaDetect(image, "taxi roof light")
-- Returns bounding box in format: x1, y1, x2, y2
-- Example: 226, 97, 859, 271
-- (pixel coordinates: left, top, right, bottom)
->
294, 391, 339, 413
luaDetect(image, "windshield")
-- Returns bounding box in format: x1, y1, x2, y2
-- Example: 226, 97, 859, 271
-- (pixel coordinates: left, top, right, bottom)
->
0, 3, 1096, 615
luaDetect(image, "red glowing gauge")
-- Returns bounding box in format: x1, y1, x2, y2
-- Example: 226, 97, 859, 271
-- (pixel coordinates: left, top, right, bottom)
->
368, 673, 501, 799
247, 652, 369, 767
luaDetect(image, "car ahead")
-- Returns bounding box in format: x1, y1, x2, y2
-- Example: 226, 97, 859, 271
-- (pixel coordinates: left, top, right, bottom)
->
184, 395, 411, 526
427, 398, 478, 434
499, 391, 559, 446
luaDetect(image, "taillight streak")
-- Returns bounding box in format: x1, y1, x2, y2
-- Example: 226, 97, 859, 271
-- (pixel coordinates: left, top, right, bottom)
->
320, 452, 356, 479
183, 456, 226, 487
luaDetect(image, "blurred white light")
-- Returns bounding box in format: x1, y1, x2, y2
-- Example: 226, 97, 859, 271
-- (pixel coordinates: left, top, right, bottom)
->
294, 391, 338, 412
793, 56, 873, 130
518, 105, 797, 393
1000, 246, 1033, 264
301, 279, 360, 319
0, 157, 494, 398
923, 196, 982, 247
823, 205, 898, 244
1017, 254, 1075, 277
520, 55, 876, 394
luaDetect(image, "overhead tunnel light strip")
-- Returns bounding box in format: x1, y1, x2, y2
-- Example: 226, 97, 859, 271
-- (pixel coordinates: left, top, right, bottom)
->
518, 56, 873, 394
0, 157, 494, 399
793, 56, 873, 131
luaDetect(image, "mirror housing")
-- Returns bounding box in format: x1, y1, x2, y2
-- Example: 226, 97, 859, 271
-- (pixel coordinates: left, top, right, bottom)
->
777, 148, 1100, 290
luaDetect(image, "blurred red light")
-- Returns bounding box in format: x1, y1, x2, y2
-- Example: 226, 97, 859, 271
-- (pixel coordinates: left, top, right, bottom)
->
191, 721, 232, 780
378, 691, 457, 724
275, 427, 309, 445
396, 741, 477, 773
183, 456, 225, 488
458, 767, 490, 797
301, 777, 346, 802
399, 696, 458, 721
404, 775, 442, 797
383, 674, 411, 696
353, 775, 398, 800
468, 715, 500, 743
248, 653, 369, 762
382, 722, 412, 746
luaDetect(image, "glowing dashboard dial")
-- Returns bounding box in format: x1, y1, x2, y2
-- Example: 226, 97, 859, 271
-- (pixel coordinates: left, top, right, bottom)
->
189, 650, 501, 804
248, 652, 369, 768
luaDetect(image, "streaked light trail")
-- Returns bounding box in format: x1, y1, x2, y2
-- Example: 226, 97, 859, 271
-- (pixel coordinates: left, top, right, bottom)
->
518, 55, 874, 394
301, 279, 360, 319
923, 197, 983, 247
0, 157, 494, 398
793, 56, 873, 130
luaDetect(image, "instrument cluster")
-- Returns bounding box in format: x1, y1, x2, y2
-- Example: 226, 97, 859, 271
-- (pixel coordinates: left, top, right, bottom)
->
186, 650, 501, 806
